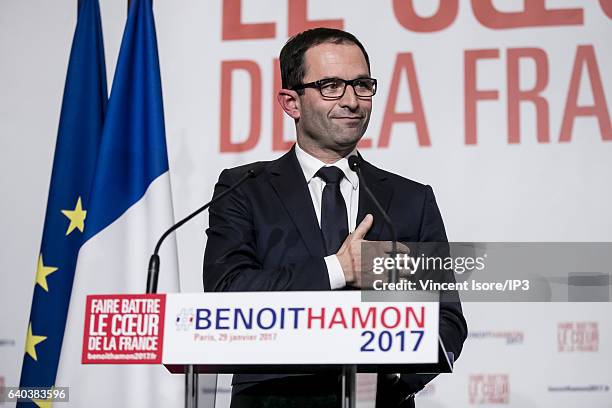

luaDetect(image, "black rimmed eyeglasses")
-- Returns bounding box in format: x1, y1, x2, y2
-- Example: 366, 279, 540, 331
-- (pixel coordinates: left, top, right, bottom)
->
291, 77, 377, 99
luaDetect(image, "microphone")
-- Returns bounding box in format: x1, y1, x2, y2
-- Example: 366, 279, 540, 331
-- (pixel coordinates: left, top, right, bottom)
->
348, 156, 399, 284
146, 168, 259, 294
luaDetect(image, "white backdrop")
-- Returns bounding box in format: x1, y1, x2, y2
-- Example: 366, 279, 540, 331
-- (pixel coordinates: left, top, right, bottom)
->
1, 1, 611, 407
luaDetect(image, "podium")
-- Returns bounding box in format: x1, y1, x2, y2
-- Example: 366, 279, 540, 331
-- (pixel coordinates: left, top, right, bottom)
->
82, 291, 453, 407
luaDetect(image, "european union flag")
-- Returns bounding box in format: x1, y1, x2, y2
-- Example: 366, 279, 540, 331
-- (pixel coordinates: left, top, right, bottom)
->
18, 0, 107, 405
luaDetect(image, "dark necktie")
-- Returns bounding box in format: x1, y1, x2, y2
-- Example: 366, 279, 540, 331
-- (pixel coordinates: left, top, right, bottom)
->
316, 166, 349, 255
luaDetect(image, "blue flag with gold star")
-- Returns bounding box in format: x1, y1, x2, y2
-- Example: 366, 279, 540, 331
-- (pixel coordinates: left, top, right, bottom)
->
18, 0, 107, 405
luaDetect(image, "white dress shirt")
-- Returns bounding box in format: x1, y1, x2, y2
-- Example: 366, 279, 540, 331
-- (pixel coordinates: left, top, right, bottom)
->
294, 143, 359, 289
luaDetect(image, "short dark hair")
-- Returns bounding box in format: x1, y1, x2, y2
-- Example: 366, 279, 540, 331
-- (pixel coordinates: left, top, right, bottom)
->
279, 28, 370, 92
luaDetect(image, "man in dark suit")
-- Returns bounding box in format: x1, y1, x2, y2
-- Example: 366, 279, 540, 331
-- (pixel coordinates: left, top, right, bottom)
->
204, 27, 467, 408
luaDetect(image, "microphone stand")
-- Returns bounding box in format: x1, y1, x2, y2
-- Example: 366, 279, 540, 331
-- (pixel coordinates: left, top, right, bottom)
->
348, 156, 399, 284
146, 169, 257, 293
347, 156, 400, 408
145, 169, 257, 408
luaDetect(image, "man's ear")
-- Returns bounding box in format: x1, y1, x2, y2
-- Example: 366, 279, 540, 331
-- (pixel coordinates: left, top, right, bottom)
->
277, 89, 301, 120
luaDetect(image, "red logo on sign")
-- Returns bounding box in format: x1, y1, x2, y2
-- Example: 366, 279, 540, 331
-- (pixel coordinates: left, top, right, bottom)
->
82, 294, 166, 364
469, 374, 509, 404
558, 321, 599, 352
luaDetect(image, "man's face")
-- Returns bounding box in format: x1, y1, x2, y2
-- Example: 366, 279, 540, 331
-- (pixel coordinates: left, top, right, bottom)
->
296, 42, 372, 152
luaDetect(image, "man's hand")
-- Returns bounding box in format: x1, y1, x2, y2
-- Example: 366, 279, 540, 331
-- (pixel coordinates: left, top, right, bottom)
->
336, 214, 374, 286
336, 214, 412, 288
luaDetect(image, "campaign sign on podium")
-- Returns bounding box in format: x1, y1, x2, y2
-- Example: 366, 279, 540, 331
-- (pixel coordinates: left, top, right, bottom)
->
82, 292, 439, 366
82, 294, 166, 364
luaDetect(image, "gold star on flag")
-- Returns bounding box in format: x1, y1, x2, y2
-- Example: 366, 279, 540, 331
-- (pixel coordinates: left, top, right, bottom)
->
61, 196, 86, 235
25, 322, 47, 361
33, 398, 52, 408
32, 386, 57, 407
36, 255, 58, 292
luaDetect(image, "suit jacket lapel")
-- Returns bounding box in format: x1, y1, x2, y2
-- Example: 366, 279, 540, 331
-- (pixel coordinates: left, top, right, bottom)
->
268, 146, 326, 258
356, 158, 394, 241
